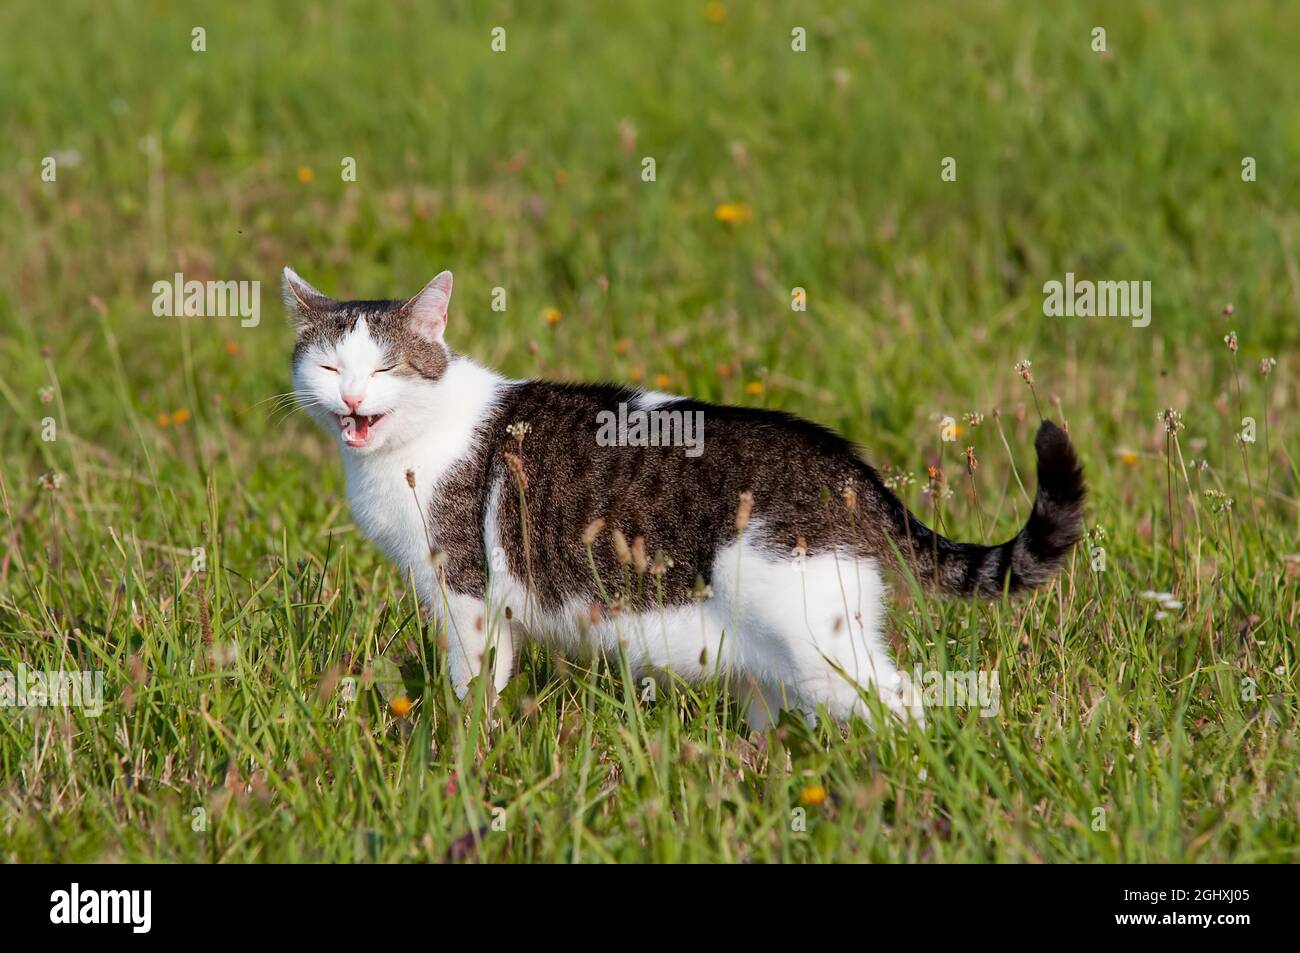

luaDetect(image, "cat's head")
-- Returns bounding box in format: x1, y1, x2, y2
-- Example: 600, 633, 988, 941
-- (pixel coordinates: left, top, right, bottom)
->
286, 267, 454, 454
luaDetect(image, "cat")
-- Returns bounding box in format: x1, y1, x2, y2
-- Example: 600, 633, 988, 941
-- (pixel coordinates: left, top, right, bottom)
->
286, 267, 1085, 729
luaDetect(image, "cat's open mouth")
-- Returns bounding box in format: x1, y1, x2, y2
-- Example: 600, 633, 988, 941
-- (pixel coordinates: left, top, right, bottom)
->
337, 412, 385, 448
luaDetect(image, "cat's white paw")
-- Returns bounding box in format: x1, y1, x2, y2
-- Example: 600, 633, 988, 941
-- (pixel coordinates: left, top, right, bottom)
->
883, 670, 926, 727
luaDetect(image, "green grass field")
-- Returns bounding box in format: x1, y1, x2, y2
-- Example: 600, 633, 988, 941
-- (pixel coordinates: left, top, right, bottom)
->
1, 0, 1297, 862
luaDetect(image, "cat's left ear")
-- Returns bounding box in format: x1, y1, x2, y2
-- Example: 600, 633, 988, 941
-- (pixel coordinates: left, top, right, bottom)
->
402, 271, 453, 343
282, 266, 335, 331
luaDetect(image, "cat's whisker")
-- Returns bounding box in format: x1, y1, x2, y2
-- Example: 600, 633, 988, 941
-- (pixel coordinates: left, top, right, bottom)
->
259, 392, 326, 414
243, 394, 306, 420
246, 392, 301, 413
270, 400, 323, 427
250, 391, 299, 406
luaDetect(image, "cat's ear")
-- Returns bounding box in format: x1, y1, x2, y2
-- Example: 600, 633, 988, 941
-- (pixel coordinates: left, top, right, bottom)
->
401, 271, 453, 343
282, 266, 334, 329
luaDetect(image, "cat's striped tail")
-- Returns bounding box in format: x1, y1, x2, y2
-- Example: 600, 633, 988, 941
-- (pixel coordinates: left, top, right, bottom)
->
892, 420, 1085, 597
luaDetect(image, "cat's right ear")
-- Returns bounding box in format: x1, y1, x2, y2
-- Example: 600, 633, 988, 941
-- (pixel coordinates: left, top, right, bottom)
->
282, 266, 334, 330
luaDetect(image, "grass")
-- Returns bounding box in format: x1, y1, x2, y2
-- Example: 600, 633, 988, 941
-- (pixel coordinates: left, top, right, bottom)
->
0, 0, 1297, 862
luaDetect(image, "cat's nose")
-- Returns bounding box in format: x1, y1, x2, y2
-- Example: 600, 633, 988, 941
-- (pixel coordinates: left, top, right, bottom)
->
341, 393, 365, 414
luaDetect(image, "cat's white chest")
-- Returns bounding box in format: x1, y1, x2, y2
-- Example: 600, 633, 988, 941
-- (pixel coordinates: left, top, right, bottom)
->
344, 451, 439, 588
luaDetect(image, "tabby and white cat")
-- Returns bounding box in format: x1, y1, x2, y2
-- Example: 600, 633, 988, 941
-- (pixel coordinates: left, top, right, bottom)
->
286, 267, 1085, 728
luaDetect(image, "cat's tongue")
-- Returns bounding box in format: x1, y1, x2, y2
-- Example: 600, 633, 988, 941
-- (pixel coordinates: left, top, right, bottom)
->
344, 414, 371, 445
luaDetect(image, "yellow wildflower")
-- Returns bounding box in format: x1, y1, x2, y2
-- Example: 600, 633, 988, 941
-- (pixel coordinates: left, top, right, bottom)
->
799, 784, 827, 806
714, 202, 753, 224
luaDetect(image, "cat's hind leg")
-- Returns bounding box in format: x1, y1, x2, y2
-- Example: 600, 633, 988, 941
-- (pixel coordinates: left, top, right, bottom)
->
753, 551, 923, 726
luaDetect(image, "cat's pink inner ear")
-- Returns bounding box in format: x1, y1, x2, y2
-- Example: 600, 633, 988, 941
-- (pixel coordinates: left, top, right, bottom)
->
406, 271, 453, 342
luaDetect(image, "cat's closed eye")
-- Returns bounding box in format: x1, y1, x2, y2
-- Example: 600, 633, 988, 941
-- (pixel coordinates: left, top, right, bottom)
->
320, 364, 338, 372
372, 365, 398, 375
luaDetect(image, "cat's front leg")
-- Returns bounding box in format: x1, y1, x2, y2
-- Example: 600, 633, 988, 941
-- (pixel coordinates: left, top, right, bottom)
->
440, 591, 515, 704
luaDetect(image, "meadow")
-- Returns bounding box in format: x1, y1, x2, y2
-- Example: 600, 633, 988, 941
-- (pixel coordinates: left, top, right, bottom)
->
0, 0, 1296, 862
